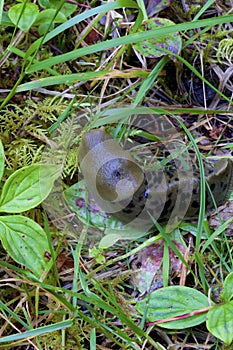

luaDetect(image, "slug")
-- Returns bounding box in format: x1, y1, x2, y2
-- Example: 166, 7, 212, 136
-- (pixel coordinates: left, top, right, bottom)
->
79, 128, 233, 226
79, 127, 146, 217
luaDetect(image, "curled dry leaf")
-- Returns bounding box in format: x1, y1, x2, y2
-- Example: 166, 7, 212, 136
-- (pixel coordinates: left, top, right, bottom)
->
130, 241, 186, 294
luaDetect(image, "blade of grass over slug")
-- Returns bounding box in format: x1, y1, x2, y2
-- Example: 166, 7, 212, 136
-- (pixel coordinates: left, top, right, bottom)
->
171, 116, 209, 292
27, 14, 233, 74
91, 106, 169, 128
172, 116, 206, 248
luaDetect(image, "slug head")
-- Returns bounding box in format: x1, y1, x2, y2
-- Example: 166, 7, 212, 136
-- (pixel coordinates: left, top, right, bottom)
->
96, 157, 144, 201
79, 128, 145, 204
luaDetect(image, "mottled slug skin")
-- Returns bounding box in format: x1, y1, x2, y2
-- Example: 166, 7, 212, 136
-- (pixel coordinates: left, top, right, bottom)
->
79, 128, 233, 224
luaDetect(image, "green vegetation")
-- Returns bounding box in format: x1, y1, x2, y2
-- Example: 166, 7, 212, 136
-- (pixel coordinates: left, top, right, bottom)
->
0, 0, 233, 349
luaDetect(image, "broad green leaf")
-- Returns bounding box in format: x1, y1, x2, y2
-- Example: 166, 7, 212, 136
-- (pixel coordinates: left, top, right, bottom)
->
0, 164, 60, 213
38, 0, 51, 7
136, 286, 210, 329
66, 180, 154, 243
38, 23, 54, 36
0, 215, 50, 278
133, 18, 182, 58
0, 11, 13, 27
99, 228, 150, 248
34, 9, 66, 26
207, 302, 233, 345
49, 0, 77, 17
38, 0, 77, 16
0, 139, 4, 182
64, 180, 122, 231
64, 180, 152, 247
8, 3, 39, 32
99, 233, 126, 248
35, 9, 67, 35
222, 272, 233, 302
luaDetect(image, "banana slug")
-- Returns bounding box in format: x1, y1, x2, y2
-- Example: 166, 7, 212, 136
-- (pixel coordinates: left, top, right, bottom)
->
79, 128, 233, 226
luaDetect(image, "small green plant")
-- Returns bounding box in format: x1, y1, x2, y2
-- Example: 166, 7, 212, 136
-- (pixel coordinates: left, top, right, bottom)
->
0, 139, 60, 278
136, 272, 233, 345
7, 0, 77, 34
1, 0, 233, 348
216, 38, 233, 63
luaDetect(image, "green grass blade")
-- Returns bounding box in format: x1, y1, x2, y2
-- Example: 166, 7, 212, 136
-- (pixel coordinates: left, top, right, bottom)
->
0, 320, 73, 343
193, 0, 215, 20
27, 15, 233, 73
172, 116, 206, 247
25, 0, 139, 59
133, 56, 170, 106
0, 300, 30, 330
0, 0, 4, 24
16, 69, 149, 92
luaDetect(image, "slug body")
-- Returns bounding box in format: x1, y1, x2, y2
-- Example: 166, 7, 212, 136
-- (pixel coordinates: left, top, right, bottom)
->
79, 128, 233, 225
79, 128, 145, 216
